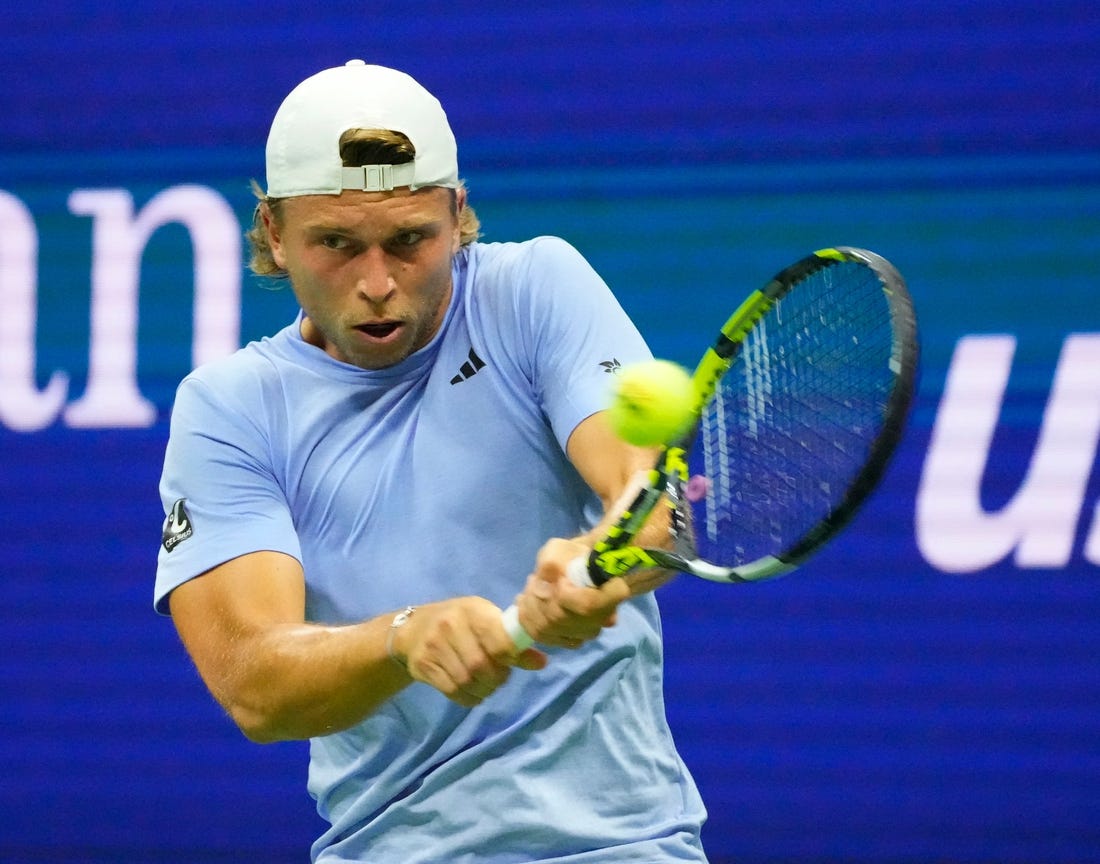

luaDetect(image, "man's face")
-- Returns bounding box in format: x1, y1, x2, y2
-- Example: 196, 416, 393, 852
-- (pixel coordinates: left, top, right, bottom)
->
265, 186, 463, 370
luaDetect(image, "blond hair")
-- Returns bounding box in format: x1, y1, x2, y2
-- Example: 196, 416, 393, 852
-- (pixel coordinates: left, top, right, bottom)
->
247, 128, 481, 277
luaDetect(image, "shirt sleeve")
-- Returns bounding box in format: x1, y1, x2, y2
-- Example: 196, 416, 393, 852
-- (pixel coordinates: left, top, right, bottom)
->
153, 372, 301, 615
514, 236, 653, 451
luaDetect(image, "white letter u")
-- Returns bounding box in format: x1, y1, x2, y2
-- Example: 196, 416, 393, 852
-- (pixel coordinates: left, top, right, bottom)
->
917, 334, 1100, 572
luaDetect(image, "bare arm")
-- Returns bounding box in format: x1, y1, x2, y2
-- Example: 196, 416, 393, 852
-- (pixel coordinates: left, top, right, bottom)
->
513, 410, 676, 645
169, 551, 544, 743
568, 410, 678, 577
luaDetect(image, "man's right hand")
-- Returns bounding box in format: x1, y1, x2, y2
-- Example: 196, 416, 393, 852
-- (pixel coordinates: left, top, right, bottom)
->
391, 597, 547, 707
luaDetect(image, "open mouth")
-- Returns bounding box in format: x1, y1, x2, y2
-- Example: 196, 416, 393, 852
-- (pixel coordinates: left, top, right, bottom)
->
355, 321, 402, 340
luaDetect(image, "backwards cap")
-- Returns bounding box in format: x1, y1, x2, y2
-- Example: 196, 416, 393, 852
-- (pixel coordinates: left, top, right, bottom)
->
265, 60, 459, 198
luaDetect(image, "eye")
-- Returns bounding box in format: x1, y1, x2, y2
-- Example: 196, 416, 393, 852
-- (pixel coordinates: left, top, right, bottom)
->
320, 234, 350, 250
393, 230, 424, 248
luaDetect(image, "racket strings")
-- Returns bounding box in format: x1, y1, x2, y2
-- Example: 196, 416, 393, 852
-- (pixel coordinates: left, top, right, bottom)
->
690, 261, 899, 567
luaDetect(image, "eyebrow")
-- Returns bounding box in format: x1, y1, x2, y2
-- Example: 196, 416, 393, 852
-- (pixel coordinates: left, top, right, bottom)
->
303, 214, 444, 235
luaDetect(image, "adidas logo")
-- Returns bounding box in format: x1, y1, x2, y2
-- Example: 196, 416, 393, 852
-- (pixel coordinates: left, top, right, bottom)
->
599, 358, 622, 374
450, 347, 486, 384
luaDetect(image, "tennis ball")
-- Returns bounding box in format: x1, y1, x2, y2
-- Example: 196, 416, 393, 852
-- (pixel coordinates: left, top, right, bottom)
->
607, 359, 695, 447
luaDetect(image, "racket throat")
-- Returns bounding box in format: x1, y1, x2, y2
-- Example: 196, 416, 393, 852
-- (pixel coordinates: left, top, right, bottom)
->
651, 550, 797, 584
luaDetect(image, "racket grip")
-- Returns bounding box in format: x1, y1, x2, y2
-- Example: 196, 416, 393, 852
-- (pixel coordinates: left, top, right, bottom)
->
566, 555, 597, 587
500, 554, 597, 649
500, 604, 534, 650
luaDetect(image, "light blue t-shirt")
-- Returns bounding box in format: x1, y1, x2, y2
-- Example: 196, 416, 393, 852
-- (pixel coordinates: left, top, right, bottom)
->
155, 237, 708, 863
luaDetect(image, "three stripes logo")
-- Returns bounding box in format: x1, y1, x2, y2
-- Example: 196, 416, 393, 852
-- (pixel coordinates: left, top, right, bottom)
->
450, 347, 486, 385
449, 350, 620, 385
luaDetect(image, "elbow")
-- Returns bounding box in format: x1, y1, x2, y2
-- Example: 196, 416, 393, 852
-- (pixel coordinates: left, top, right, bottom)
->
222, 697, 299, 744
237, 717, 286, 745
225, 696, 344, 744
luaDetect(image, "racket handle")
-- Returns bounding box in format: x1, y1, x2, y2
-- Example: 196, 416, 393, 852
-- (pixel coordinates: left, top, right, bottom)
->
566, 555, 597, 588
500, 604, 533, 650
500, 554, 597, 649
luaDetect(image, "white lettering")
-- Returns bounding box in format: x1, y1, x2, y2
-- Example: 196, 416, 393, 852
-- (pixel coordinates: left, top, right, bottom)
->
64, 186, 241, 427
1086, 498, 1100, 566
0, 192, 69, 431
917, 333, 1100, 572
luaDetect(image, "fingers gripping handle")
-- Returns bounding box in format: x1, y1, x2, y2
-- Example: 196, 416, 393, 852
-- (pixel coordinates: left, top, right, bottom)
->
501, 556, 596, 649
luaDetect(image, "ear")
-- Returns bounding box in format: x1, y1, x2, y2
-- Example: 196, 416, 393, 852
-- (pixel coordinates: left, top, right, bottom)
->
451, 187, 467, 253
261, 202, 288, 269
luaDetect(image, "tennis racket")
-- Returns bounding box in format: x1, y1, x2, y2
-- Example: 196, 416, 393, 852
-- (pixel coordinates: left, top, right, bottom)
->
501, 246, 919, 649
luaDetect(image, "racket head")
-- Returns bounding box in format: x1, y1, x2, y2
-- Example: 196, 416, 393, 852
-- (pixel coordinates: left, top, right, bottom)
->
679, 246, 918, 581
586, 246, 918, 587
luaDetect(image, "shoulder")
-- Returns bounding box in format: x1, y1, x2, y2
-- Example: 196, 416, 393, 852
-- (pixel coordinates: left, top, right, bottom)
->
183, 341, 275, 396
468, 236, 589, 280
463, 237, 604, 317
172, 328, 295, 419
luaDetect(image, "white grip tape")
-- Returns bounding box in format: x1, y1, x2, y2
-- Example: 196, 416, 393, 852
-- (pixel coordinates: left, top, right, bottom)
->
500, 555, 594, 649
566, 555, 596, 587
500, 604, 533, 650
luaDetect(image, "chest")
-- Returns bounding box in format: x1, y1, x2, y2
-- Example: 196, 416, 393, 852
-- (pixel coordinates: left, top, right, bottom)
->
276, 333, 585, 622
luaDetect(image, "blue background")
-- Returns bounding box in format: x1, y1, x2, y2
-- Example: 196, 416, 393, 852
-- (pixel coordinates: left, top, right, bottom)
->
1, 2, 1098, 861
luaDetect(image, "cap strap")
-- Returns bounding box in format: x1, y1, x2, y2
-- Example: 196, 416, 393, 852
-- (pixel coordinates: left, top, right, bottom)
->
340, 163, 417, 192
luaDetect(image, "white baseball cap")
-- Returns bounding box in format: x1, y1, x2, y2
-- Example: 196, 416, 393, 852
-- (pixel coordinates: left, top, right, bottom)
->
264, 60, 460, 198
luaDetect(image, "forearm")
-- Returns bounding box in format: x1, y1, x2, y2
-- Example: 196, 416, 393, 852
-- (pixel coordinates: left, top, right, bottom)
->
215, 616, 408, 743
573, 465, 678, 595
196, 595, 542, 742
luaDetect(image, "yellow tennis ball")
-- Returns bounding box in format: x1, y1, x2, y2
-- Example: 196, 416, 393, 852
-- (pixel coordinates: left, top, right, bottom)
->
607, 359, 696, 446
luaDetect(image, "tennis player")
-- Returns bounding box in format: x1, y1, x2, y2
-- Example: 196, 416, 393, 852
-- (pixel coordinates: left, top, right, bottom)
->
154, 60, 708, 862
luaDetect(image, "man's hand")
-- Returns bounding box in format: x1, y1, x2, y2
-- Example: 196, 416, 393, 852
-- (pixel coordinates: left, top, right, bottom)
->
513, 538, 631, 649
391, 597, 547, 707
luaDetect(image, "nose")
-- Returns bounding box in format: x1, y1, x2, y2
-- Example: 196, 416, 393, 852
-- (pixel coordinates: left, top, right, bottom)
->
354, 247, 397, 304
